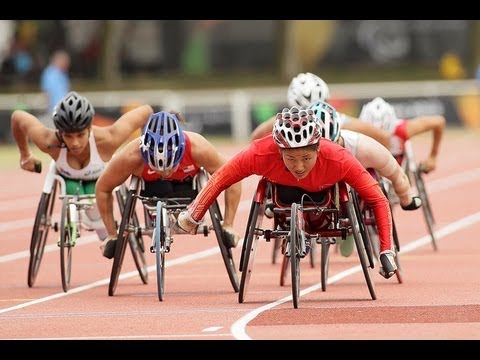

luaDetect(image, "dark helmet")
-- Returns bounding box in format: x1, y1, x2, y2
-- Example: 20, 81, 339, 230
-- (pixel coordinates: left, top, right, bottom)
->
52, 91, 95, 133
139, 111, 186, 172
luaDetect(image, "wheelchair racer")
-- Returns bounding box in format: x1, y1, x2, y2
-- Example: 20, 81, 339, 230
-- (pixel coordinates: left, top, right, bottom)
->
95, 111, 242, 259
175, 105, 398, 279
11, 91, 153, 242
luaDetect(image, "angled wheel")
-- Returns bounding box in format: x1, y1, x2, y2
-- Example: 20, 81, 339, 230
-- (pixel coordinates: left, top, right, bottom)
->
209, 199, 239, 293
345, 189, 376, 300
155, 201, 166, 301
115, 184, 148, 286
239, 200, 265, 303
414, 169, 437, 251
290, 203, 302, 309
109, 188, 144, 296
60, 197, 74, 292
28, 183, 58, 287
350, 190, 375, 269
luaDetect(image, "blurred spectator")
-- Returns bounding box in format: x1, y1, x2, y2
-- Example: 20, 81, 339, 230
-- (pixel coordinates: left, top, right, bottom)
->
39, 49, 71, 127
439, 52, 466, 80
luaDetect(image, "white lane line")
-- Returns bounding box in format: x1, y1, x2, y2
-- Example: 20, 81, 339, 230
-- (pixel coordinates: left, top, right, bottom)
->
202, 326, 223, 332
0, 234, 98, 263
0, 245, 220, 314
230, 210, 480, 340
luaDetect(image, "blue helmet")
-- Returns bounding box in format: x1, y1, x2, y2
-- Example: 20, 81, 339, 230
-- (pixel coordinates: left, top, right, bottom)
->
139, 111, 186, 172
308, 100, 341, 142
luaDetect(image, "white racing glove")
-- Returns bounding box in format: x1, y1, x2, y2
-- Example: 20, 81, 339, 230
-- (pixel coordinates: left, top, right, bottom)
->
173, 210, 202, 235
379, 249, 397, 279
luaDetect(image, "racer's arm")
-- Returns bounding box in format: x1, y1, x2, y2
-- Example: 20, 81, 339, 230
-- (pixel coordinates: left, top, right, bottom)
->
10, 110, 59, 171
341, 151, 393, 253
405, 115, 446, 173
97, 104, 154, 157
250, 115, 276, 142
95, 139, 144, 237
188, 132, 242, 228
355, 133, 412, 207
342, 116, 390, 149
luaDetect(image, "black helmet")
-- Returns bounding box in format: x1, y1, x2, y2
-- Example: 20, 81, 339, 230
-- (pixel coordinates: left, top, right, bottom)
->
52, 91, 95, 133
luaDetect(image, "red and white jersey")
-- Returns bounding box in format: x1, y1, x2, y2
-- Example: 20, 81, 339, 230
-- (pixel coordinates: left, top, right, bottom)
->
188, 135, 393, 252
389, 118, 409, 158
141, 134, 200, 183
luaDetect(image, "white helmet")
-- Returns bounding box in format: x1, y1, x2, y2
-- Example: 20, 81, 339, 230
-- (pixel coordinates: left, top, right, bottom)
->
272, 106, 322, 148
287, 72, 331, 107
308, 100, 341, 143
359, 97, 397, 133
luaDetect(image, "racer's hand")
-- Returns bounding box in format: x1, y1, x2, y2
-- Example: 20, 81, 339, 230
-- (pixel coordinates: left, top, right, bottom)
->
173, 211, 200, 235
20, 154, 42, 173
419, 156, 436, 174
222, 224, 240, 248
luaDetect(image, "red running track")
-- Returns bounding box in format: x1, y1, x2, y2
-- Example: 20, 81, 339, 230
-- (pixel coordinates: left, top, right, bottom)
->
1, 129, 480, 340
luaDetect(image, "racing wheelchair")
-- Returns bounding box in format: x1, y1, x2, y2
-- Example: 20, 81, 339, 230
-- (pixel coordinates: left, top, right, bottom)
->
27, 161, 145, 292
384, 140, 437, 250
354, 169, 403, 284
238, 178, 377, 309
108, 167, 239, 301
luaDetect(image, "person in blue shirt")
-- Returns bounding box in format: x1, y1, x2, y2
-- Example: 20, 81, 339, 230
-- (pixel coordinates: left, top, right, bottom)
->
39, 50, 71, 128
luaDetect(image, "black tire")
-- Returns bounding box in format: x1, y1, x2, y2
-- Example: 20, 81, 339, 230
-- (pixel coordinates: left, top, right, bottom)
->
290, 203, 301, 309
350, 190, 375, 269
209, 200, 239, 293
414, 169, 437, 251
345, 190, 376, 300
239, 201, 264, 303
320, 238, 331, 292
109, 189, 143, 296
115, 184, 148, 285
309, 241, 316, 268
28, 183, 57, 288
60, 197, 73, 292
155, 201, 166, 301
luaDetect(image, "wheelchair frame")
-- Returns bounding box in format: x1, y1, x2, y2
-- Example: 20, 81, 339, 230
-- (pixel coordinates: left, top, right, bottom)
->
238, 178, 376, 309
384, 140, 437, 250
108, 167, 239, 301
27, 160, 131, 292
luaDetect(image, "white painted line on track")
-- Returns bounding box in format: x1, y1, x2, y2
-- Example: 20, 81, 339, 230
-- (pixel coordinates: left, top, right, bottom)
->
229, 210, 480, 340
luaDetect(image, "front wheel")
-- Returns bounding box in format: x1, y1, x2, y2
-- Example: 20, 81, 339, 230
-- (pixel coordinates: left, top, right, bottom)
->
209, 200, 239, 293
239, 201, 264, 303
28, 184, 57, 288
60, 197, 74, 292
155, 201, 166, 301
414, 169, 437, 251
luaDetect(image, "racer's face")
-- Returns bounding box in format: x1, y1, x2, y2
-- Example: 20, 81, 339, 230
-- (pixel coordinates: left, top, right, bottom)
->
281, 146, 318, 180
62, 128, 90, 155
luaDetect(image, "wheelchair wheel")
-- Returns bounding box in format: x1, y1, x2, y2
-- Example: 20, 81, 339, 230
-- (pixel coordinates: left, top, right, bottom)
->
28, 183, 58, 288
155, 201, 166, 301
290, 203, 302, 309
209, 199, 239, 293
414, 169, 437, 251
60, 197, 73, 292
345, 190, 376, 300
239, 200, 264, 303
320, 237, 331, 292
115, 185, 148, 286
109, 189, 146, 296
351, 190, 375, 269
